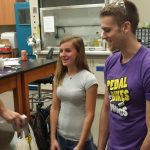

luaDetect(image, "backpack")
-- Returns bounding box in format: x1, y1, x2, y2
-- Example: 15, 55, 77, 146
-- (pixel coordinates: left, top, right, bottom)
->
29, 104, 51, 150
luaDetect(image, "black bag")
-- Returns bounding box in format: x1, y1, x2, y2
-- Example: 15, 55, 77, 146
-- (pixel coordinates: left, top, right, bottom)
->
29, 105, 51, 150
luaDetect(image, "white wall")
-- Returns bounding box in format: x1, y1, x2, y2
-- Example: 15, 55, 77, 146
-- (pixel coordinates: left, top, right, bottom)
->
132, 0, 150, 27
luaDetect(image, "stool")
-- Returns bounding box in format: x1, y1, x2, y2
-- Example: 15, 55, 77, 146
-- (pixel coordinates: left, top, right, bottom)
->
29, 75, 54, 111
29, 48, 54, 111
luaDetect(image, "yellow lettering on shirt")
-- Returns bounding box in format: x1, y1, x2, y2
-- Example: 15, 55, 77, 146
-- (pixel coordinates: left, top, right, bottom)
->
107, 77, 130, 102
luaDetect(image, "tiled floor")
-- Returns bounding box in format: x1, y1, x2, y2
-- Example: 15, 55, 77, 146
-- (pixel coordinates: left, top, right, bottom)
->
0, 91, 103, 149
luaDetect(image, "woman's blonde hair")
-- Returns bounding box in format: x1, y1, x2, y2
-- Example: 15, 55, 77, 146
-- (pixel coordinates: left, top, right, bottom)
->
55, 36, 90, 86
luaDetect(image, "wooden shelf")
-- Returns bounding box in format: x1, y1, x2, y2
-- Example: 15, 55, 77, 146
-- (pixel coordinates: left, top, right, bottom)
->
0, 0, 16, 25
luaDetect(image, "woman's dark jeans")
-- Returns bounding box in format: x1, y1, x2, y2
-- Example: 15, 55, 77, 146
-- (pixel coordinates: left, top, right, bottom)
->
57, 133, 97, 150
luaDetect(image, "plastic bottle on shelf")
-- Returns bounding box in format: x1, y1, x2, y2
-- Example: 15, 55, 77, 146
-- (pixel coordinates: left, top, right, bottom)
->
21, 50, 28, 61
92, 32, 101, 47
101, 39, 108, 50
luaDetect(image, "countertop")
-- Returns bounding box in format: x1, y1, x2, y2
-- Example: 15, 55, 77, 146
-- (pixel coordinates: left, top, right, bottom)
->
37, 47, 111, 56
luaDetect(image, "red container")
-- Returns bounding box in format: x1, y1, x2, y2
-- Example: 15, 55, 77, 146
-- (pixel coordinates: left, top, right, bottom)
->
21, 50, 28, 61
0, 47, 11, 52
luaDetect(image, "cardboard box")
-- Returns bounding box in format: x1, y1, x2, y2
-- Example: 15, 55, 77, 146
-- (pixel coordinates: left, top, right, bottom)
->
0, 39, 11, 52
1, 32, 17, 48
0, 39, 11, 47
12, 48, 19, 58
0, 52, 12, 58
0, 39, 18, 57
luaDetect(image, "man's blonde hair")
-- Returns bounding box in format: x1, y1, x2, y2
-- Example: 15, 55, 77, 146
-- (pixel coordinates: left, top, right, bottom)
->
100, 0, 139, 34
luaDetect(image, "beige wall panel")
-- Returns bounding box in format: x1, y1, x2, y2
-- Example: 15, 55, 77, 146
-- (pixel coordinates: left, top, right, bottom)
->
132, 0, 150, 27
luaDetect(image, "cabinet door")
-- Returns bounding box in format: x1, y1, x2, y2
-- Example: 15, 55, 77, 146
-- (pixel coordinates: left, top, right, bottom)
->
0, 0, 4, 24
87, 55, 107, 95
93, 63, 105, 95
0, 0, 15, 25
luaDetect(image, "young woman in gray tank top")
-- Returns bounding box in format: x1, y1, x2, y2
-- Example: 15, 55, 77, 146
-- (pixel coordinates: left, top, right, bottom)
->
50, 36, 98, 150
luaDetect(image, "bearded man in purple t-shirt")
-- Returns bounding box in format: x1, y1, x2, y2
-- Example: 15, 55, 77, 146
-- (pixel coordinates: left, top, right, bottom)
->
98, 0, 150, 150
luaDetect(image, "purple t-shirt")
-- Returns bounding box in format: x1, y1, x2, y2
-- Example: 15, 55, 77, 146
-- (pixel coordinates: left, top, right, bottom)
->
104, 46, 150, 150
